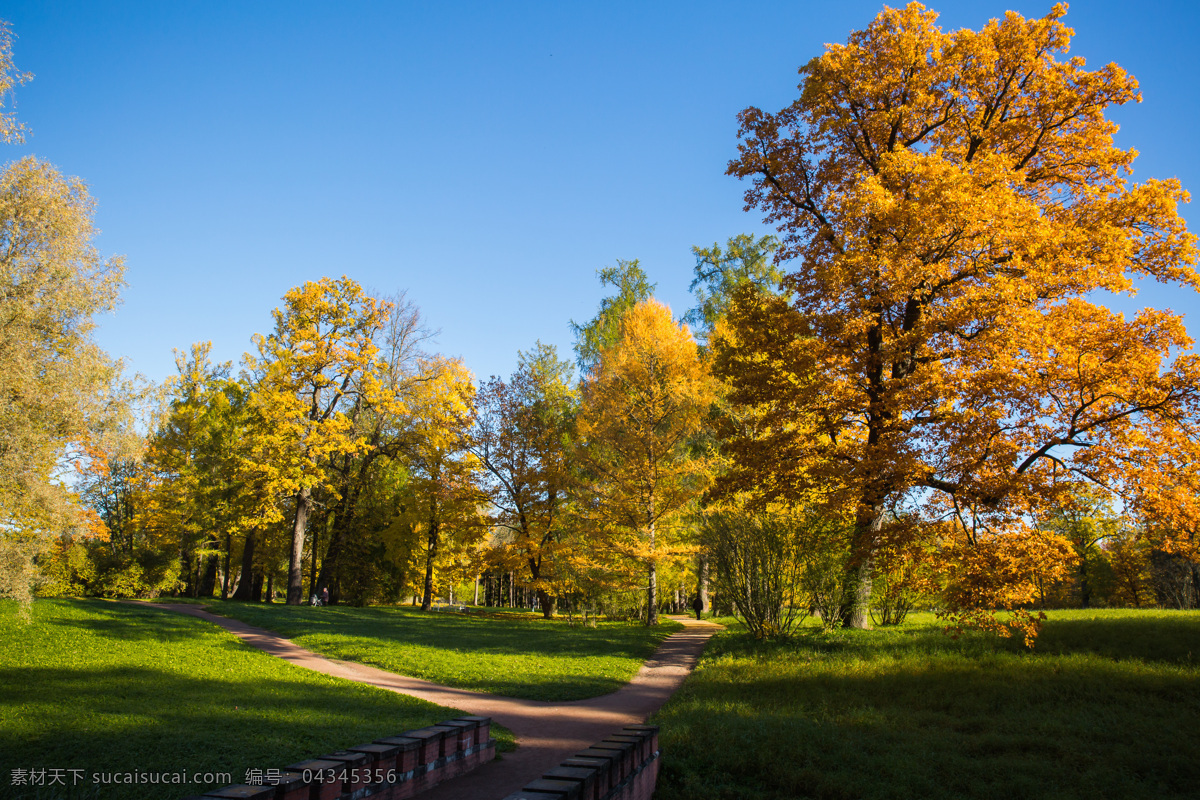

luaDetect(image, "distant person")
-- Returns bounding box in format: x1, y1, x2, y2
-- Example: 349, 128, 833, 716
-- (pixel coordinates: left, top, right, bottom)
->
692, 594, 703, 620
321, 587, 329, 605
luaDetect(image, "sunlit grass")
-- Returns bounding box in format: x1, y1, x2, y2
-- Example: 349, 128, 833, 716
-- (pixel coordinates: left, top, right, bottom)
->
652, 609, 1200, 800
0, 599, 489, 800
211, 601, 682, 701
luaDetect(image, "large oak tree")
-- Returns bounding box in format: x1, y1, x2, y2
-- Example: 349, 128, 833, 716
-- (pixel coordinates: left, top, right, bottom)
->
718, 3, 1199, 636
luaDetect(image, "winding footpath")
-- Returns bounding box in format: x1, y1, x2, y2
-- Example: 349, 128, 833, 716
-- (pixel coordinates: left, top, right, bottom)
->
141, 603, 719, 800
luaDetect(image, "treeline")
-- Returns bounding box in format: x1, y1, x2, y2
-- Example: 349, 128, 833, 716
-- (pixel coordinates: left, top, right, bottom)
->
40, 267, 724, 622
39, 254, 1199, 628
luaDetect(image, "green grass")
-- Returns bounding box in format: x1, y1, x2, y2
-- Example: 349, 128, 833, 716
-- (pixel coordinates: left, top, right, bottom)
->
651, 609, 1200, 800
209, 601, 682, 701
0, 599, 506, 800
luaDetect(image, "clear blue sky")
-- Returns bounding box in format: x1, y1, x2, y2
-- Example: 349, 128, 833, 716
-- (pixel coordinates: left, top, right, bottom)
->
4, 1, 1198, 386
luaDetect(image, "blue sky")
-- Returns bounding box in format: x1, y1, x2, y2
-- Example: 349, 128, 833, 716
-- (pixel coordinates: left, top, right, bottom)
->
3, 1, 1198, 386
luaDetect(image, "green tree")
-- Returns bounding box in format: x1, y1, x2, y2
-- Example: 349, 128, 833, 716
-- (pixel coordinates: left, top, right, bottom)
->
570, 259, 655, 375
0, 157, 126, 603
473, 342, 576, 617
684, 233, 783, 344
139, 343, 241, 597
1043, 487, 1121, 609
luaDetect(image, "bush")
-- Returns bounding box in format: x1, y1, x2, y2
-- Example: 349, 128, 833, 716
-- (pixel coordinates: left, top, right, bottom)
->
703, 511, 804, 638
37, 536, 180, 599
704, 509, 854, 637
1150, 550, 1199, 609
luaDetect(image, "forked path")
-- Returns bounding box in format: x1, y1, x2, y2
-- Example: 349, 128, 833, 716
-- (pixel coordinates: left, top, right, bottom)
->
143, 603, 719, 800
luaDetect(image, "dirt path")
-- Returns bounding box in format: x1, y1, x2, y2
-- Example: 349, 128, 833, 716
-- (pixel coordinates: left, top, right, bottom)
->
141, 603, 719, 800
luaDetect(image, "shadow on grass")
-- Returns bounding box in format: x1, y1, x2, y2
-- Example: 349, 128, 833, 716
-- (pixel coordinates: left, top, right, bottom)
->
653, 617, 1200, 800
0, 600, 467, 800
1033, 613, 1200, 665
212, 601, 667, 660
2, 666, 454, 800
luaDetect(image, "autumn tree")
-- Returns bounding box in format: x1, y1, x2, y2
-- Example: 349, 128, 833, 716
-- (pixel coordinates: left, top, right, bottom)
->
224, 383, 290, 601
0, 153, 126, 603
0, 20, 30, 144
719, 3, 1199, 638
575, 299, 718, 625
391, 356, 483, 610
1102, 523, 1151, 606
247, 277, 397, 605
316, 293, 435, 603
45, 375, 161, 599
473, 342, 576, 617
1043, 485, 1122, 609
683, 232, 789, 612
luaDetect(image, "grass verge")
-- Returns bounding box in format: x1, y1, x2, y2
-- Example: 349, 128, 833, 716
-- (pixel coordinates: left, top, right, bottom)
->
209, 601, 682, 701
651, 609, 1200, 800
0, 599, 509, 800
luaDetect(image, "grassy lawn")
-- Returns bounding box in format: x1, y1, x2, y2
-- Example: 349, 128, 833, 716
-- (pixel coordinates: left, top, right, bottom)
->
0, 599, 501, 800
210, 601, 683, 701
652, 609, 1200, 800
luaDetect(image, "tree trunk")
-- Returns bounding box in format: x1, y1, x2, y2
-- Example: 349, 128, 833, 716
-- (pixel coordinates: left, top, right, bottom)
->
265, 572, 274, 603
646, 515, 658, 625
420, 500, 439, 611
251, 570, 264, 602
847, 558, 874, 629
1079, 556, 1091, 609
180, 548, 194, 597
537, 589, 557, 618
317, 465, 369, 603
845, 504, 882, 629
698, 554, 710, 613
526, 556, 556, 619
198, 537, 220, 598
308, 515, 321, 600
286, 486, 311, 605
221, 532, 232, 600
233, 529, 258, 601
474, 575, 480, 605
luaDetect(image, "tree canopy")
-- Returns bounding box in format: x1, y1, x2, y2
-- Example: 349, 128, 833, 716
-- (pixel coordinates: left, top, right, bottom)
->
0, 27, 126, 607
575, 299, 717, 624
718, 2, 1199, 637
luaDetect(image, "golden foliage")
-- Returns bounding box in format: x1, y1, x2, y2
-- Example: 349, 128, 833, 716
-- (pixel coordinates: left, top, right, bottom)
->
721, 3, 1199, 636
248, 276, 400, 494
0, 21, 31, 144
575, 299, 718, 622
0, 156, 125, 544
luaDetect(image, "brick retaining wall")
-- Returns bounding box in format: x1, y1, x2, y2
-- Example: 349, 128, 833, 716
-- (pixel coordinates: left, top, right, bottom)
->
184, 715, 494, 800
499, 724, 660, 800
